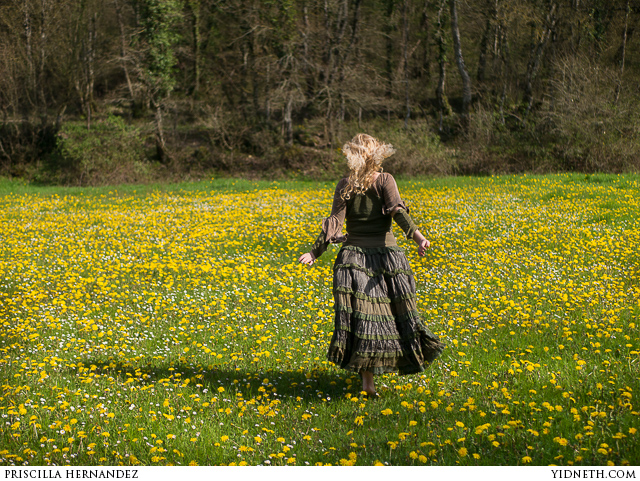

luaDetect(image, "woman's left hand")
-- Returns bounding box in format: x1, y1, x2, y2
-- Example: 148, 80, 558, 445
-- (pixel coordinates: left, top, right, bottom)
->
298, 252, 316, 265
417, 238, 430, 256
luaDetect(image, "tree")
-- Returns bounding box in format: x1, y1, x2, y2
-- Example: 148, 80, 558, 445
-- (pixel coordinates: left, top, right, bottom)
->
68, 0, 99, 130
614, 0, 631, 103
137, 0, 182, 159
1, 0, 639, 178
523, 1, 557, 120
113, 0, 136, 106
449, 0, 471, 126
435, 0, 451, 132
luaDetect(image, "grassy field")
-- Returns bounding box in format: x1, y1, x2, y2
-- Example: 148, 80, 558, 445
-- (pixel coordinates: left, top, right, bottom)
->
0, 173, 639, 467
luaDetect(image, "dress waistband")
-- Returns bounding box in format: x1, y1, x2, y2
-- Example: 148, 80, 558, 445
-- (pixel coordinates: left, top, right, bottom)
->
343, 231, 397, 248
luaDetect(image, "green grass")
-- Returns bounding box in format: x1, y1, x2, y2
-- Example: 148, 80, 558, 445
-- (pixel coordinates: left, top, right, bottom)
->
0, 173, 639, 466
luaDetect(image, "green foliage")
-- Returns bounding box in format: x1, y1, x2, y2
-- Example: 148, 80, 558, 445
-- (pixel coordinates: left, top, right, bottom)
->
1, 0, 639, 182
586, 1, 611, 46
57, 116, 148, 185
262, 0, 297, 44
138, 0, 182, 100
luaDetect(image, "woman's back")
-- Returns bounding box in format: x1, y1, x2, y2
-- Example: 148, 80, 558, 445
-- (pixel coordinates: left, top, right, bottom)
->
344, 175, 393, 238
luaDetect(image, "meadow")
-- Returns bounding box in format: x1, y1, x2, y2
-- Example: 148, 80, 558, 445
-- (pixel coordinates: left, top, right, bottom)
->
0, 173, 638, 467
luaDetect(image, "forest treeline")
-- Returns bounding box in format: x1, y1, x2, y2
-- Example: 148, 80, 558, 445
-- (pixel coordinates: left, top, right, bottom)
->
1, 0, 639, 184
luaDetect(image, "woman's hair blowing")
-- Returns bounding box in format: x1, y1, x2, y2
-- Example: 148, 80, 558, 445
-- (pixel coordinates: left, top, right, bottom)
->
341, 134, 395, 200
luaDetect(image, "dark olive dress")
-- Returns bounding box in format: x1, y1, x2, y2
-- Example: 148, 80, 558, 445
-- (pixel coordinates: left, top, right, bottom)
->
310, 173, 444, 375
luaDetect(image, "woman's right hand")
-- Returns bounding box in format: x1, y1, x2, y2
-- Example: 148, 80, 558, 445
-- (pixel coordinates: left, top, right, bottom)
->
298, 252, 316, 265
412, 230, 431, 256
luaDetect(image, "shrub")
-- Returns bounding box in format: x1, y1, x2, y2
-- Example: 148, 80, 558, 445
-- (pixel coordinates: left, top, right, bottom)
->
460, 55, 640, 175
542, 55, 640, 173
56, 116, 149, 185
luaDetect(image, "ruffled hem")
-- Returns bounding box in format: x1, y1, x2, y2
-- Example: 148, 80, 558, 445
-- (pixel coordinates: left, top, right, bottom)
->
334, 306, 419, 323
333, 246, 413, 278
334, 263, 414, 278
334, 286, 416, 304
326, 246, 444, 375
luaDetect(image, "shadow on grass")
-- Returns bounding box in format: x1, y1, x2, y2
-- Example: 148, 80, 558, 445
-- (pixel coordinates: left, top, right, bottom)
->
63, 360, 360, 403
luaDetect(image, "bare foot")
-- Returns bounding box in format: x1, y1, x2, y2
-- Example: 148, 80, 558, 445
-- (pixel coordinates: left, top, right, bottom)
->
360, 370, 377, 396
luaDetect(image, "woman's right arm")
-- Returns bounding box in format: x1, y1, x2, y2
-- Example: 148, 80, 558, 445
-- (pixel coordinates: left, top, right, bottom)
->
298, 179, 347, 265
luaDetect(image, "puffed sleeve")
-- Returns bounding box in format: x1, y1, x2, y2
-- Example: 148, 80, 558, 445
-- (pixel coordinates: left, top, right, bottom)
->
380, 173, 410, 215
310, 179, 348, 258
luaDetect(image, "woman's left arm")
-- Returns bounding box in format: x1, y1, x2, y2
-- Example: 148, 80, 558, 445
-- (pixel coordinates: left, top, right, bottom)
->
383, 174, 430, 256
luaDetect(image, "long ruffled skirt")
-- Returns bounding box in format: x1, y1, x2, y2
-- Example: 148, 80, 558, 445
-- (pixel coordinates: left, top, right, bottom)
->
326, 245, 445, 375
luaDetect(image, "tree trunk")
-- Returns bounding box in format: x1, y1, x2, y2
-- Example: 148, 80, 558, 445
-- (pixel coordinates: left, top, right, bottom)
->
38, 0, 48, 123
419, 0, 431, 88
570, 0, 581, 54
402, 0, 410, 128
322, 0, 334, 144
86, 13, 97, 130
72, 3, 97, 131
239, 41, 250, 119
284, 95, 293, 145
523, 2, 557, 120
384, 0, 396, 104
336, 0, 361, 124
190, 0, 201, 96
249, 30, 261, 118
449, 0, 472, 125
321, 0, 354, 145
23, 0, 36, 114
265, 63, 271, 122
114, 0, 135, 104
497, 21, 510, 125
614, 0, 630, 104
477, 0, 497, 85
154, 101, 166, 161
302, 1, 315, 114
435, 0, 451, 132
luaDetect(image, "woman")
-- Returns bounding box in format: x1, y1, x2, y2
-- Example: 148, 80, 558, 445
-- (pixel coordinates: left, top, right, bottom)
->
298, 133, 444, 396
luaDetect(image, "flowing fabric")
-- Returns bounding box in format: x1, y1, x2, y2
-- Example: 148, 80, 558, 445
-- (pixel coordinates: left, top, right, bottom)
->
310, 173, 445, 375
326, 246, 444, 375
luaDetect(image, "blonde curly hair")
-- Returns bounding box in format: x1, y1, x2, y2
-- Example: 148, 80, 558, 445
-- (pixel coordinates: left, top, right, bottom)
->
341, 133, 396, 200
